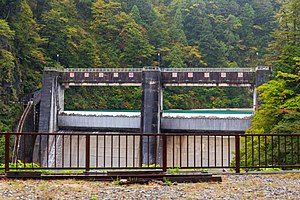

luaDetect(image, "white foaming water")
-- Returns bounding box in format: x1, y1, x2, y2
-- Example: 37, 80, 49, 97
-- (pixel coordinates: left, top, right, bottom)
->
47, 135, 61, 167
61, 109, 253, 119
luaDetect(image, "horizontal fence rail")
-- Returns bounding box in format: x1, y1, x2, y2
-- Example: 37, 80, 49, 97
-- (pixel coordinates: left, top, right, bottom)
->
162, 68, 255, 72
1, 132, 300, 173
45, 67, 259, 73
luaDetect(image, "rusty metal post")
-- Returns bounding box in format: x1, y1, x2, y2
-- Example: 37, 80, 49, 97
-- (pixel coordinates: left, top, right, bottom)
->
235, 135, 240, 173
5, 134, 10, 173
85, 134, 90, 172
162, 134, 167, 172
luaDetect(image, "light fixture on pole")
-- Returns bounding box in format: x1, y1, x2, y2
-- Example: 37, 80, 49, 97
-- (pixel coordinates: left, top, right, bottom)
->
157, 52, 161, 67
256, 52, 259, 65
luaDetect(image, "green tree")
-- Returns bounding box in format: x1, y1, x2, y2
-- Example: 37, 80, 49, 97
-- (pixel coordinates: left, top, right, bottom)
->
238, 3, 256, 65
242, 0, 300, 168
0, 19, 16, 100
92, 0, 154, 67
122, 0, 156, 26
119, 17, 155, 66
252, 0, 276, 57
91, 0, 123, 67
248, 0, 300, 134
0, 19, 22, 134
41, 0, 99, 68
130, 5, 142, 25
10, 0, 45, 93
170, 8, 187, 44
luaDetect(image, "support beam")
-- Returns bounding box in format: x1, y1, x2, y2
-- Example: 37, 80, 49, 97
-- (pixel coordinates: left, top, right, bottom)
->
140, 67, 161, 165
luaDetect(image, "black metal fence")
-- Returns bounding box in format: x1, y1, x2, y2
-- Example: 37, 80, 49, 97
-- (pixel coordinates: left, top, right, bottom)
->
1, 132, 300, 173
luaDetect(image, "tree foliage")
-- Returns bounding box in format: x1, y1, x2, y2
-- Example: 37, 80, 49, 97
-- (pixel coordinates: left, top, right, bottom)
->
0, 0, 286, 132
248, 0, 300, 134
240, 0, 300, 168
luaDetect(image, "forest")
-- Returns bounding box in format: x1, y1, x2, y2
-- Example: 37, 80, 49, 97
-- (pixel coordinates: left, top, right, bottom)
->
0, 0, 299, 135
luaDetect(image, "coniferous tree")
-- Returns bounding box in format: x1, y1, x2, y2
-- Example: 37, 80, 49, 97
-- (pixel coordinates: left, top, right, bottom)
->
0, 19, 22, 134
10, 0, 45, 93
248, 0, 300, 134
130, 5, 142, 25
0, 19, 16, 100
0, 0, 291, 131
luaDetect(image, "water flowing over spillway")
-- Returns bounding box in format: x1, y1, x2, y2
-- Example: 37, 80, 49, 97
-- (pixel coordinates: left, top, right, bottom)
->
41, 109, 250, 168
47, 135, 62, 167
61, 109, 253, 118
58, 109, 253, 132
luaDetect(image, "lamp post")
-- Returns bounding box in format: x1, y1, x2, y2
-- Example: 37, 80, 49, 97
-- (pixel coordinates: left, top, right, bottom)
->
157, 52, 161, 68
56, 54, 59, 63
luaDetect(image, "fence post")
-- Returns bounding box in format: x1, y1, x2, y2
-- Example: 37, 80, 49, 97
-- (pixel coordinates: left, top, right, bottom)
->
85, 134, 90, 173
5, 134, 10, 173
235, 135, 240, 173
162, 134, 167, 173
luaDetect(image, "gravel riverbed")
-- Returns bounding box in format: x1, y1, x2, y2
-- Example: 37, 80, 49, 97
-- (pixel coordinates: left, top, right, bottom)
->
0, 173, 300, 199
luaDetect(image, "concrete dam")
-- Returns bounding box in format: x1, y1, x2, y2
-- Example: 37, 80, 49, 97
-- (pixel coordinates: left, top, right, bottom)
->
16, 66, 271, 169
44, 132, 238, 169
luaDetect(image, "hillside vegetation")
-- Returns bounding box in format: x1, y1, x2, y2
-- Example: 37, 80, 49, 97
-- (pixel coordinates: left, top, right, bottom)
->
0, 0, 299, 134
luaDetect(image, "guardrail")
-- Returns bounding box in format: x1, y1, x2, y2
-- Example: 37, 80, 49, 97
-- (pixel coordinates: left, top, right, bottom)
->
1, 132, 300, 173
44, 67, 144, 72
162, 68, 255, 72
44, 67, 257, 73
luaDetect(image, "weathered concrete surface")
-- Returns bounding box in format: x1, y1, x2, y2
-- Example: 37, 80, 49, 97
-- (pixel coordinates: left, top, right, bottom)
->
162, 117, 251, 132
38, 66, 271, 134
58, 114, 140, 130
34, 71, 64, 165
58, 111, 252, 132
166, 136, 235, 167
34, 66, 271, 168
44, 134, 141, 168
38, 71, 64, 133
38, 134, 235, 168
253, 66, 272, 109
57, 67, 259, 87
140, 68, 162, 165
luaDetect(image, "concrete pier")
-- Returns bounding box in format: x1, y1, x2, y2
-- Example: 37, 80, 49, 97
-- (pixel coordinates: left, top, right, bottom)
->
253, 66, 272, 109
34, 70, 64, 164
38, 70, 64, 133
140, 67, 162, 165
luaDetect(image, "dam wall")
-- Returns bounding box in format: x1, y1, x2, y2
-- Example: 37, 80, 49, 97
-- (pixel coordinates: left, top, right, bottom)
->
40, 133, 235, 168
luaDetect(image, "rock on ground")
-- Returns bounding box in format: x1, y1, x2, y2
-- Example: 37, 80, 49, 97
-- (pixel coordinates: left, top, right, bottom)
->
0, 173, 300, 199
